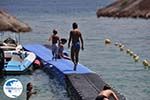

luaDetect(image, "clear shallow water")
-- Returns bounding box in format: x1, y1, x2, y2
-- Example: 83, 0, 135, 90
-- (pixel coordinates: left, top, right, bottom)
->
0, 70, 69, 100
0, 0, 150, 100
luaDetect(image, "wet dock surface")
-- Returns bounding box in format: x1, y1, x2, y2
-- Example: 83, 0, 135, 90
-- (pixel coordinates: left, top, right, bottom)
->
65, 73, 125, 100
24, 44, 126, 100
65, 73, 104, 100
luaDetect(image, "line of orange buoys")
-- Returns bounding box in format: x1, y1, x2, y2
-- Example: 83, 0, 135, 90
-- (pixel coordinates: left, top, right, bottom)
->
104, 39, 150, 69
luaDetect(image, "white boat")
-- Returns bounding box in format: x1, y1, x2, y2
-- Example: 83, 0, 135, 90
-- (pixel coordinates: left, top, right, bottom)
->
0, 33, 36, 74
0, 48, 36, 74
0, 37, 17, 50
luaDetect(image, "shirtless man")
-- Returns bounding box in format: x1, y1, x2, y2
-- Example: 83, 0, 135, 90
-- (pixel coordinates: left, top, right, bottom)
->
68, 22, 84, 71
48, 29, 60, 60
95, 85, 119, 100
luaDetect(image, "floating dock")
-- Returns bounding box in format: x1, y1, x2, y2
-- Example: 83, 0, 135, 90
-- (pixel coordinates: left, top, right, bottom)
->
24, 44, 126, 100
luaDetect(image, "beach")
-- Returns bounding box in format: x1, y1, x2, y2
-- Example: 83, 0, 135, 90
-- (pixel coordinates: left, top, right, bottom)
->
0, 0, 150, 100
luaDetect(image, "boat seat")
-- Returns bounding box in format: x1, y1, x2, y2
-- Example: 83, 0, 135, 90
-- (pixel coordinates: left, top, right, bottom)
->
7, 61, 21, 68
6, 55, 22, 68
11, 54, 23, 62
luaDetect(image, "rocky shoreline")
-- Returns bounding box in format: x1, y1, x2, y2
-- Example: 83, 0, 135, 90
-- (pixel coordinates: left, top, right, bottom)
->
96, 0, 150, 19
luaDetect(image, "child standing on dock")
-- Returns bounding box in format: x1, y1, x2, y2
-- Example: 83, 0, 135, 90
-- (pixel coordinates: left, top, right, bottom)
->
48, 29, 60, 60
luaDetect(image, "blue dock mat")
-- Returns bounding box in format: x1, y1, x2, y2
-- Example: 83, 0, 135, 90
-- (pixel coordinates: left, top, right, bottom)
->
24, 44, 93, 74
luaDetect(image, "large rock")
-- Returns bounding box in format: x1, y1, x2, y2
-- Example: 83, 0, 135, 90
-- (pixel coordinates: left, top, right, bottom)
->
97, 0, 150, 19
0, 10, 31, 33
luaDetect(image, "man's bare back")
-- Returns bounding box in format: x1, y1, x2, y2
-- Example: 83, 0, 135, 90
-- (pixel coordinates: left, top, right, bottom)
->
68, 22, 84, 71
70, 29, 81, 44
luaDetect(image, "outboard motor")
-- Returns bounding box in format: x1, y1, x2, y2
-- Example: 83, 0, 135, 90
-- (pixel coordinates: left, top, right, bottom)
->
0, 48, 4, 71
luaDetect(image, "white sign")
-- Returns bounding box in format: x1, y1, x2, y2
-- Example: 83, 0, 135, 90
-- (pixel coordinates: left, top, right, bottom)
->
3, 78, 23, 98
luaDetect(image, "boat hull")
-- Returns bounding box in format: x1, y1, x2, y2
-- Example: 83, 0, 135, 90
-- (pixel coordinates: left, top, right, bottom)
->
3, 51, 36, 74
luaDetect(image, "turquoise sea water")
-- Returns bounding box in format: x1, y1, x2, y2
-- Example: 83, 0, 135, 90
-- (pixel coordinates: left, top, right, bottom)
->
0, 0, 150, 100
